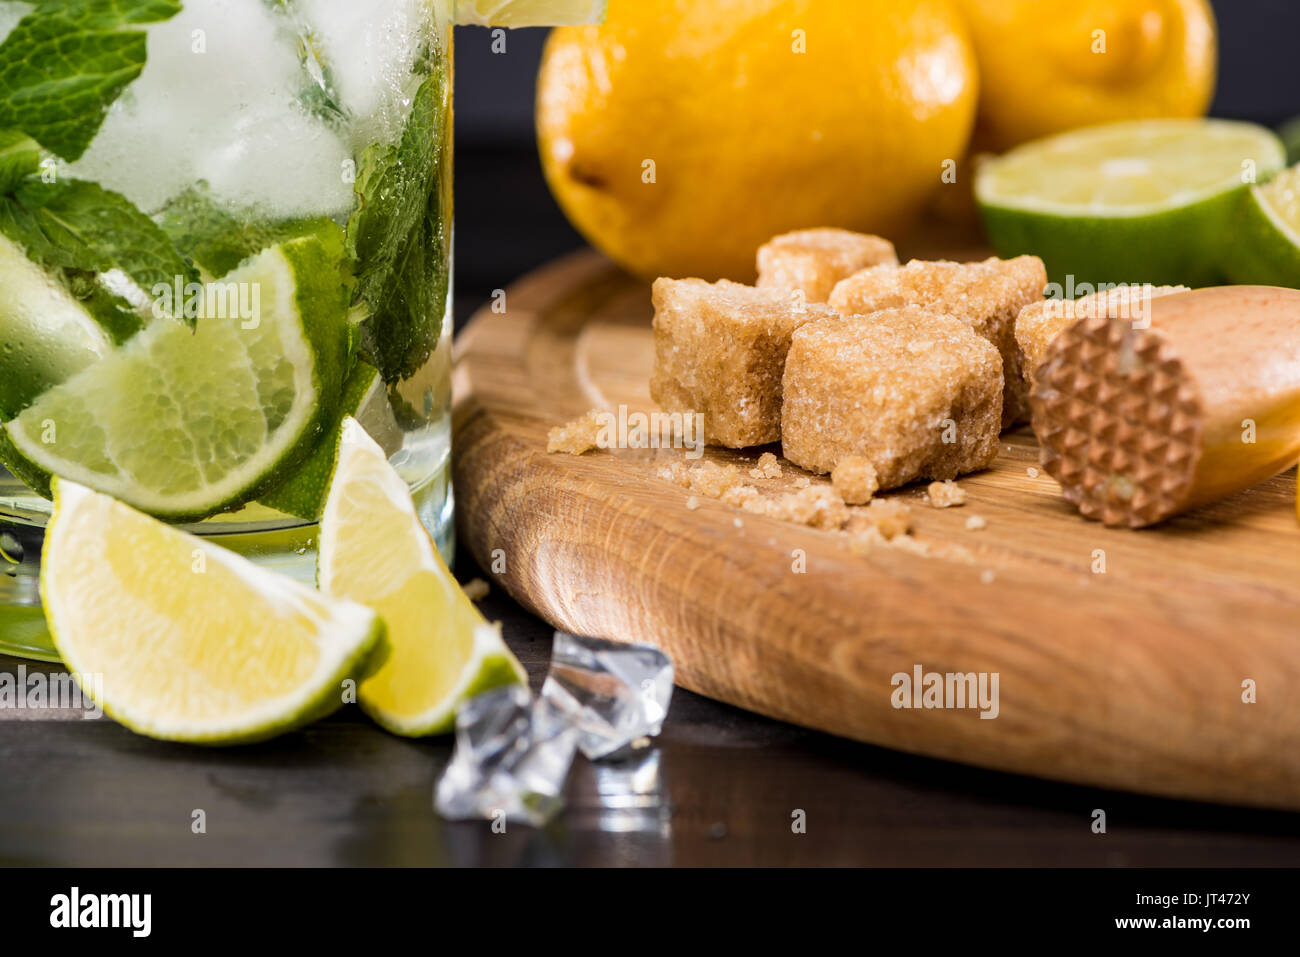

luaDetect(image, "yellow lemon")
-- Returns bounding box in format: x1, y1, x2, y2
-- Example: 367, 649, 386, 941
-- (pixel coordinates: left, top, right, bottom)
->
537, 0, 978, 281
955, 0, 1217, 151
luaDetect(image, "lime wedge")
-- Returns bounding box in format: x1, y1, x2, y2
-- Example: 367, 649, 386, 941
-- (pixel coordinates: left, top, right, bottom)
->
318, 418, 524, 736
454, 0, 606, 27
976, 119, 1287, 287
1224, 164, 1300, 288
259, 360, 402, 521
0, 233, 110, 420
1, 234, 351, 521
41, 478, 382, 744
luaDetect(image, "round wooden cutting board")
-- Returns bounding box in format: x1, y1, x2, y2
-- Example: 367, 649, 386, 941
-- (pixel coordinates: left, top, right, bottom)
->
452, 250, 1300, 811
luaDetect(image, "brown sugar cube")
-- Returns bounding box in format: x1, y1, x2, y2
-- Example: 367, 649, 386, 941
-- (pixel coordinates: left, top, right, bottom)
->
828, 256, 1046, 427
756, 229, 899, 303
781, 308, 1002, 488
831, 456, 879, 504
1014, 284, 1190, 393
650, 278, 837, 447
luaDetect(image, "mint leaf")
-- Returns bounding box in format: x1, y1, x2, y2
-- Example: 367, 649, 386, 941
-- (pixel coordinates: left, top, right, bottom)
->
348, 70, 449, 381
158, 184, 342, 278
59, 267, 147, 344
360, 194, 447, 385
0, 0, 182, 162
0, 128, 40, 193
0, 178, 198, 322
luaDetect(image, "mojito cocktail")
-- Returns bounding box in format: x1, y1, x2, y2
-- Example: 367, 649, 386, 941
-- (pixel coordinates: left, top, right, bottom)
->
0, 0, 453, 658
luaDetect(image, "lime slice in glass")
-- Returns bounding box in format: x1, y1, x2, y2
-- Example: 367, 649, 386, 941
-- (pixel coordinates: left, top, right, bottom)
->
455, 0, 606, 27
319, 419, 525, 736
41, 478, 382, 744
0, 233, 110, 420
1, 234, 350, 520
976, 119, 1287, 287
1225, 164, 1300, 288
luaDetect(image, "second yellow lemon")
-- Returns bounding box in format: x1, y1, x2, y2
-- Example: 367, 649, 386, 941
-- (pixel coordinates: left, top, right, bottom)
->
537, 0, 979, 281
956, 0, 1217, 151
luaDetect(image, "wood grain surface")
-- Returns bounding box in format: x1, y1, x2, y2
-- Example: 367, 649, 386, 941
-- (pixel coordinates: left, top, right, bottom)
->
451, 250, 1300, 811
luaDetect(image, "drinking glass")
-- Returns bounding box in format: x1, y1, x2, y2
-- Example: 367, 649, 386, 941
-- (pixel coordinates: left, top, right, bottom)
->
0, 0, 454, 659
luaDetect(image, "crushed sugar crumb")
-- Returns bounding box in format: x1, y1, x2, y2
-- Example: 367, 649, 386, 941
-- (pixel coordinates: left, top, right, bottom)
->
926, 480, 966, 508
848, 498, 913, 540
749, 451, 782, 480
846, 524, 929, 557
749, 485, 851, 531
831, 456, 879, 505
547, 410, 603, 455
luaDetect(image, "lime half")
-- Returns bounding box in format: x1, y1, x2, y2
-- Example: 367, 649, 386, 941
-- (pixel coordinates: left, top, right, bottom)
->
319, 418, 524, 736
0, 233, 110, 420
1, 234, 350, 521
455, 0, 606, 27
976, 119, 1287, 287
41, 478, 382, 744
1225, 164, 1300, 288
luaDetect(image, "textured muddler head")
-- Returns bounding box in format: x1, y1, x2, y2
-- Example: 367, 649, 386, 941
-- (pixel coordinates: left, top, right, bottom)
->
1031, 286, 1300, 527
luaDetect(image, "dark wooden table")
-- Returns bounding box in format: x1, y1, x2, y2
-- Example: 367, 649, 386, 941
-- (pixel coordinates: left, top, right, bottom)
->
3, 544, 1300, 867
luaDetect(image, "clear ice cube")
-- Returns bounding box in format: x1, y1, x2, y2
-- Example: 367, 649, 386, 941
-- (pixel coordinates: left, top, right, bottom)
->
541, 632, 674, 760
69, 0, 355, 218
296, 0, 434, 150
435, 685, 577, 828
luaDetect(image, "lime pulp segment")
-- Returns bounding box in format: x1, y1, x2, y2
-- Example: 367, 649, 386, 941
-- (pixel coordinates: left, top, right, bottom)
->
1, 236, 350, 520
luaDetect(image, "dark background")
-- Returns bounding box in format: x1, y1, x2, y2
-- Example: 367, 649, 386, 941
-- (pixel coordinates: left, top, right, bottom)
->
451, 0, 1300, 312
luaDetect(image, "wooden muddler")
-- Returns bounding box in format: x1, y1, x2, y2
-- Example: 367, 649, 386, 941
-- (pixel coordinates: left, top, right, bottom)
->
1031, 286, 1300, 527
